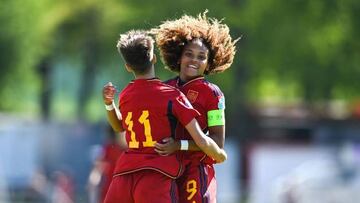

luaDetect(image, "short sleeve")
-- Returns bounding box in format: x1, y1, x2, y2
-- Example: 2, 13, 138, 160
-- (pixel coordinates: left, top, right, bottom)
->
172, 93, 200, 126
205, 85, 226, 126
206, 84, 225, 111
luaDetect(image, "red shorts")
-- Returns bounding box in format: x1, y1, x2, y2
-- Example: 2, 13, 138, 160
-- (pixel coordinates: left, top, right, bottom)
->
177, 163, 216, 203
104, 170, 178, 203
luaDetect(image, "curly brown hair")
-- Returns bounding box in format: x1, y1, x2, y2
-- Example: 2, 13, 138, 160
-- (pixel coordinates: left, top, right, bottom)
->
151, 11, 239, 75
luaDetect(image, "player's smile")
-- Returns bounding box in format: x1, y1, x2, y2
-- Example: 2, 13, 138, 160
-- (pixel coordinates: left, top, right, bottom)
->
188, 64, 199, 70
179, 39, 209, 82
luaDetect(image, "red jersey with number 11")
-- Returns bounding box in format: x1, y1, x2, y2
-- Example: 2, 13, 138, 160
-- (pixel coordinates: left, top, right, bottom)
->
113, 78, 199, 179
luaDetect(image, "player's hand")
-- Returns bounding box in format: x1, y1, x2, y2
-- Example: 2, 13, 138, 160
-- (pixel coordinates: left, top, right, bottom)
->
154, 137, 179, 156
215, 149, 227, 163
103, 82, 117, 105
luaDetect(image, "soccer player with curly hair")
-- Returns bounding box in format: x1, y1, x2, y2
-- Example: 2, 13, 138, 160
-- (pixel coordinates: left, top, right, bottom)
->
152, 11, 238, 203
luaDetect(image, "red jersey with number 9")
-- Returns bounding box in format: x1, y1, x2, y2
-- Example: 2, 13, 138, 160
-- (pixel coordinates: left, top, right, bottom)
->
165, 76, 225, 164
113, 78, 199, 179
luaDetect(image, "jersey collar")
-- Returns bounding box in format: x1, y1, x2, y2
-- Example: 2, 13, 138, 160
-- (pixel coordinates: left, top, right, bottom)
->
130, 77, 161, 84
177, 76, 204, 87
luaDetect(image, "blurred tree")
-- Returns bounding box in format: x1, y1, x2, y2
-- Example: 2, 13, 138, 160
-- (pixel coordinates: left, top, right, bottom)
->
0, 0, 73, 116
238, 0, 360, 103
37, 57, 53, 120
1, 0, 359, 122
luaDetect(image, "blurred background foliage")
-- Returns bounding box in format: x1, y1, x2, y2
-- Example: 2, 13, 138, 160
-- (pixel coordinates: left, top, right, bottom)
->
1, 0, 360, 128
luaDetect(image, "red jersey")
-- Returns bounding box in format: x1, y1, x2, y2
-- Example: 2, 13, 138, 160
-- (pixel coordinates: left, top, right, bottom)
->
165, 76, 225, 163
113, 78, 199, 178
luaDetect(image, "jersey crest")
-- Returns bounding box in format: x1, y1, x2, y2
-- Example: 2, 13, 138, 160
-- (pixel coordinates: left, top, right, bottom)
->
186, 90, 199, 103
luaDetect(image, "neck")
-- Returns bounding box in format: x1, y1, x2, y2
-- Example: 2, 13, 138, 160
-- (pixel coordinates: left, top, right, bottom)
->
179, 75, 203, 83
134, 67, 156, 79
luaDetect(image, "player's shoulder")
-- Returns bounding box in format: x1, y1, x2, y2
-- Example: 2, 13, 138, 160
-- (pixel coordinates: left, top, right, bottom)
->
159, 81, 184, 96
196, 79, 224, 97
119, 83, 132, 97
160, 84, 189, 105
163, 77, 177, 86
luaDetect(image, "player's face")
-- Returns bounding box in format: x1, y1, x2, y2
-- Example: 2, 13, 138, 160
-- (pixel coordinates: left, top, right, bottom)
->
179, 39, 209, 82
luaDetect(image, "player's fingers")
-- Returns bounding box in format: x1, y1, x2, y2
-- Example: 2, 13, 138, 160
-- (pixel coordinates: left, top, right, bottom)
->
105, 82, 113, 87
158, 151, 170, 156
155, 142, 166, 149
158, 143, 171, 150
154, 148, 167, 155
103, 90, 115, 97
104, 90, 115, 97
103, 83, 118, 94
103, 85, 116, 92
103, 87, 116, 96
162, 137, 172, 143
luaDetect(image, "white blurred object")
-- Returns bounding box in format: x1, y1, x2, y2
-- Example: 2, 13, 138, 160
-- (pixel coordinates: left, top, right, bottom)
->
0, 160, 10, 203
248, 144, 333, 203
0, 118, 41, 187
271, 142, 360, 203
214, 140, 241, 203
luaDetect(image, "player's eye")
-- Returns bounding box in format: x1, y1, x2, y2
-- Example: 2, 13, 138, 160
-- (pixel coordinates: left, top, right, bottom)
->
184, 52, 193, 57
198, 55, 207, 61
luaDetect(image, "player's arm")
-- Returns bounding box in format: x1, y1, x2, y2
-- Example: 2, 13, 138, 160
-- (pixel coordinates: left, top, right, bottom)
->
155, 110, 225, 153
155, 119, 227, 162
105, 103, 124, 132
154, 93, 226, 162
103, 82, 125, 132
209, 129, 225, 148
206, 108, 226, 148
184, 118, 227, 163
185, 125, 224, 149
184, 99, 226, 150
155, 126, 224, 153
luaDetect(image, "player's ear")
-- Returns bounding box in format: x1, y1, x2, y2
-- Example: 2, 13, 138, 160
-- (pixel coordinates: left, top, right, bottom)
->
124, 63, 132, 72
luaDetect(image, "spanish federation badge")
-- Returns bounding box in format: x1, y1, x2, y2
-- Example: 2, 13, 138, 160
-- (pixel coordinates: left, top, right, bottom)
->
186, 90, 199, 103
